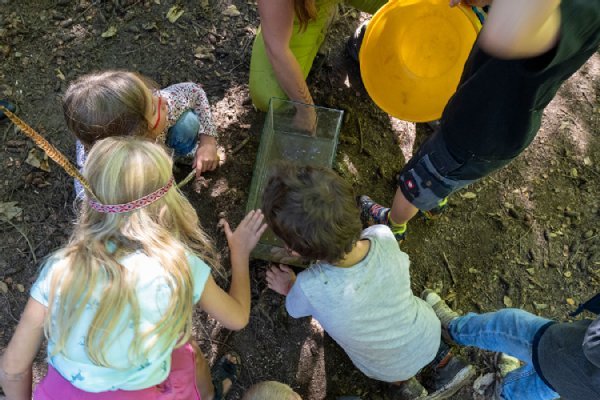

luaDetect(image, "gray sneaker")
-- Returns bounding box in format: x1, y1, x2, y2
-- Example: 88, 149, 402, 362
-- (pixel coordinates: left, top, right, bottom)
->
389, 377, 428, 400
421, 289, 460, 342
427, 355, 476, 400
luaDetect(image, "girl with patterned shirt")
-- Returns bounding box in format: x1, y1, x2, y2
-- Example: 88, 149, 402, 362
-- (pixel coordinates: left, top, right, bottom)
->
62, 70, 219, 197
0, 137, 267, 399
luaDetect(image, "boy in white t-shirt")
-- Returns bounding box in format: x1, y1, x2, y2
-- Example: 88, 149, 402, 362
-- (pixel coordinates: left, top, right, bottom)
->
262, 162, 475, 400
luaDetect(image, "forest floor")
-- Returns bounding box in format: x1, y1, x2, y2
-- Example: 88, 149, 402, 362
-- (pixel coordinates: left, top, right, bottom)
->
0, 1, 599, 399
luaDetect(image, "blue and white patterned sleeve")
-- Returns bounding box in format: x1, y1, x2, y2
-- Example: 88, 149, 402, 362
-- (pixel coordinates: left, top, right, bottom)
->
160, 83, 218, 138
73, 140, 87, 199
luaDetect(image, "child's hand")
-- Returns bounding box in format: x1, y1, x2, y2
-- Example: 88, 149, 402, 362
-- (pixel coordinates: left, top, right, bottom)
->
292, 105, 317, 136
266, 264, 296, 296
194, 135, 219, 177
221, 210, 268, 258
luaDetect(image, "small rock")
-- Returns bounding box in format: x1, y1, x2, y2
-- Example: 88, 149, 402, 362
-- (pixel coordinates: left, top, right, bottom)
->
565, 210, 579, 218
533, 302, 548, 310
59, 18, 73, 28
473, 373, 496, 395
508, 207, 521, 220
126, 25, 140, 34
16, 283, 25, 292
570, 168, 578, 177
0, 281, 7, 294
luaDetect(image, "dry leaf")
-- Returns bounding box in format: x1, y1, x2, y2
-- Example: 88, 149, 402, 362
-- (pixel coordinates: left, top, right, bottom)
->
0, 281, 7, 294
194, 45, 216, 62
16, 284, 25, 293
0, 201, 22, 221
25, 148, 50, 172
503, 296, 513, 308
101, 26, 117, 38
142, 22, 158, 31
166, 5, 185, 23
222, 5, 240, 17
461, 191, 477, 199
55, 68, 65, 81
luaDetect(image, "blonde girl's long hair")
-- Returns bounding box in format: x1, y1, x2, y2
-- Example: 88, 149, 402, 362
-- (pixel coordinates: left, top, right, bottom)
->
45, 137, 222, 367
294, 0, 317, 31
62, 70, 158, 148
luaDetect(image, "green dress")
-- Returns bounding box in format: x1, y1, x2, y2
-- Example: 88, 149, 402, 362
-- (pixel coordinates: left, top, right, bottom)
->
249, 0, 388, 111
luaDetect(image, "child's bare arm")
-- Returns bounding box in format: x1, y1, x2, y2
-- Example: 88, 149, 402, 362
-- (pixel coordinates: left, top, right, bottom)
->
194, 135, 219, 176
479, 0, 561, 59
199, 210, 267, 330
0, 298, 45, 400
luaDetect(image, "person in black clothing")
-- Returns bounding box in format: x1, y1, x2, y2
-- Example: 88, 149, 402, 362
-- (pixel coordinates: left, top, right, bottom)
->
359, 0, 600, 241
423, 289, 600, 400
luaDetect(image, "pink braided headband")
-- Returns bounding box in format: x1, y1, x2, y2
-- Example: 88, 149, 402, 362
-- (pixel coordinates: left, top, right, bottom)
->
88, 176, 175, 214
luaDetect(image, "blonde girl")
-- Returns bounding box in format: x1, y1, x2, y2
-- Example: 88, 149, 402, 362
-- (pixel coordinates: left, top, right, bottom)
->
0, 137, 267, 400
63, 70, 219, 197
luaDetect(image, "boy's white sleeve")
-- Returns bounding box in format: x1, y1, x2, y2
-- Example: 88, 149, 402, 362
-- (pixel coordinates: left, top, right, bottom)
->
285, 280, 313, 318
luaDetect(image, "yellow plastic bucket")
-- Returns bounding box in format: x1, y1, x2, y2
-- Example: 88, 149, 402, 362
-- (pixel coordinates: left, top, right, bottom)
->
359, 0, 482, 122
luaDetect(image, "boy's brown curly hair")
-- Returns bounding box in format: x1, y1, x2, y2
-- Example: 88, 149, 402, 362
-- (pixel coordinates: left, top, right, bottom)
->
261, 162, 362, 263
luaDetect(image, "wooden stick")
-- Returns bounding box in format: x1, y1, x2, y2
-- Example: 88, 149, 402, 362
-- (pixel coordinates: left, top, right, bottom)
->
442, 251, 457, 285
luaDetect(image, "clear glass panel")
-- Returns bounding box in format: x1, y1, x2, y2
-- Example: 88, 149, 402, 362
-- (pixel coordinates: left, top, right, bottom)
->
246, 98, 344, 266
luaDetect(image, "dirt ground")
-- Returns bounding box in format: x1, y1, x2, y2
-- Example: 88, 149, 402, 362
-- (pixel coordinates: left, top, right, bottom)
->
0, 1, 599, 399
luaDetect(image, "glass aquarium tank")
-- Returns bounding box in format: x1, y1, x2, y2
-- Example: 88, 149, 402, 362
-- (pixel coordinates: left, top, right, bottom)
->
246, 98, 344, 266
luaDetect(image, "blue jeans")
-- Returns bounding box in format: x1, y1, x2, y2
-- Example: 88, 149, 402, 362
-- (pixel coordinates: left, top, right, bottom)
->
166, 110, 199, 157
449, 309, 559, 400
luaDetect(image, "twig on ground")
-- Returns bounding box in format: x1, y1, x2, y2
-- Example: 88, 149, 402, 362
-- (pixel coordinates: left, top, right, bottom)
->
442, 251, 457, 285
231, 135, 250, 155
4, 219, 36, 264
357, 118, 364, 153
177, 169, 197, 188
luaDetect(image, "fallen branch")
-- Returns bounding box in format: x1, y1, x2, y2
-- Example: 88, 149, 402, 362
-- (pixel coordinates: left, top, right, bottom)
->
4, 219, 36, 264
442, 251, 457, 285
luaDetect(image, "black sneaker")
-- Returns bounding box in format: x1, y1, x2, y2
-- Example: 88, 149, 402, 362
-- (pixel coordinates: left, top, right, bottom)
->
389, 377, 428, 400
427, 355, 476, 400
346, 20, 369, 64
357, 195, 407, 242
0, 99, 17, 121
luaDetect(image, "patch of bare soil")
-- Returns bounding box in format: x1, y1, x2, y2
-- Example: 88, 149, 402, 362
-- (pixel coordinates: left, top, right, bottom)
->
1, 1, 599, 399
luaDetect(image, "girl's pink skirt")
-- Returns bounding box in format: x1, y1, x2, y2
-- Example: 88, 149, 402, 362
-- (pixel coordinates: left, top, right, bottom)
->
33, 344, 201, 400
